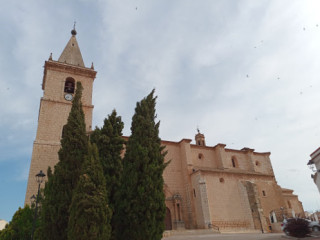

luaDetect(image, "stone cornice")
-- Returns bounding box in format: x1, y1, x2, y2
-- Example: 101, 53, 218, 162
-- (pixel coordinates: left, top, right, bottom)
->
33, 140, 60, 146
282, 193, 298, 197
41, 97, 94, 109
158, 138, 270, 156
191, 167, 275, 179
44, 60, 97, 79
225, 148, 271, 156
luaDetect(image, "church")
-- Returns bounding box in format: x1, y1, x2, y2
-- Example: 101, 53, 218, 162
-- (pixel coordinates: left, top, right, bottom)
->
25, 29, 304, 233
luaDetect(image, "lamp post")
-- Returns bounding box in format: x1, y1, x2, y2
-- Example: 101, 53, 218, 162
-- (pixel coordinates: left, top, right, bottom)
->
31, 170, 45, 240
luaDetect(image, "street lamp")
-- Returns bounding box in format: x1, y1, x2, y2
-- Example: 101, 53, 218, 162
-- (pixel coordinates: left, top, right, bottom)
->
31, 170, 46, 240
36, 170, 45, 184
30, 194, 36, 205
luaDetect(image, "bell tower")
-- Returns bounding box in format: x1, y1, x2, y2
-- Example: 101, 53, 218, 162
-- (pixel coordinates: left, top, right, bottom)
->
195, 128, 206, 146
25, 28, 97, 204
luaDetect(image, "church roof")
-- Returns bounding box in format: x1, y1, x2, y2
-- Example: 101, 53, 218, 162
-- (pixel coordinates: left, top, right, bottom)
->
58, 29, 85, 67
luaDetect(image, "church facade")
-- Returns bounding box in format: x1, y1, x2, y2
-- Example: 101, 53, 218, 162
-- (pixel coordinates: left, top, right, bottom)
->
25, 30, 304, 233
161, 135, 304, 232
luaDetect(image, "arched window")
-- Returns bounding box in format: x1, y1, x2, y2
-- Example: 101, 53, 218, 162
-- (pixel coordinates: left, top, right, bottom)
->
198, 153, 204, 160
64, 77, 75, 93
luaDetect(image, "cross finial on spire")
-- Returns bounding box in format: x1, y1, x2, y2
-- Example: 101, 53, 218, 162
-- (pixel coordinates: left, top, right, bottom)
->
197, 126, 200, 134
71, 21, 77, 36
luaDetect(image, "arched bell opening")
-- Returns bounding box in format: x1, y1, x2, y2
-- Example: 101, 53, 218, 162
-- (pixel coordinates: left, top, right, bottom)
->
64, 77, 75, 93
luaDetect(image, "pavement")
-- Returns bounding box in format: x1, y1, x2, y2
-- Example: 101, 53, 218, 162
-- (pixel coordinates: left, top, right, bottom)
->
162, 232, 320, 240
282, 231, 320, 240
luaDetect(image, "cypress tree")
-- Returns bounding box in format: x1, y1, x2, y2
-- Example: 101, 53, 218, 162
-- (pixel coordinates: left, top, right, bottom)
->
39, 81, 88, 240
115, 89, 168, 240
90, 110, 124, 239
68, 143, 112, 240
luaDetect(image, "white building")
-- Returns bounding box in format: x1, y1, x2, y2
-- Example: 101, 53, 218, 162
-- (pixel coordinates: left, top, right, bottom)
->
0, 219, 8, 231
307, 147, 320, 194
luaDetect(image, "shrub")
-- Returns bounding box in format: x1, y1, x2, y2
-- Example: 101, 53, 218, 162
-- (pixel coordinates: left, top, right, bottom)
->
285, 218, 311, 238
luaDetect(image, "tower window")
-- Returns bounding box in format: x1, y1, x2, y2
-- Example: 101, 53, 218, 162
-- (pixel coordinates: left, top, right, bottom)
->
198, 153, 204, 160
64, 77, 75, 93
262, 190, 266, 196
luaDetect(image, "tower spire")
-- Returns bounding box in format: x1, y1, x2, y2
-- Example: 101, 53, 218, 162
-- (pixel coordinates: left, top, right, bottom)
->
58, 25, 85, 67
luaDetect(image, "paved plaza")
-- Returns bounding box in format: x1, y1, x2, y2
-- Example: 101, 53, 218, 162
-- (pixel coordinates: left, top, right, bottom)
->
163, 232, 320, 240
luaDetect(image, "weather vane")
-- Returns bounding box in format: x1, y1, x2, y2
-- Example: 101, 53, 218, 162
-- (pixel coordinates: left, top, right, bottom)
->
71, 21, 77, 35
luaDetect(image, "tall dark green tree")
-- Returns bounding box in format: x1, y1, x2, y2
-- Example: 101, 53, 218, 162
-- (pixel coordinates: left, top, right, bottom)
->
68, 143, 112, 240
114, 89, 168, 240
38, 82, 88, 240
90, 110, 124, 239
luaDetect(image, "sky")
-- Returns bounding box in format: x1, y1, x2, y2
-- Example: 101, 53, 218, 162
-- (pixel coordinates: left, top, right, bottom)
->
1, 0, 320, 222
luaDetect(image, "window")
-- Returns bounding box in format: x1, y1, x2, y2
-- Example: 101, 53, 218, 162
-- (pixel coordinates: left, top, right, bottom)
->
287, 201, 292, 209
262, 190, 266, 196
219, 178, 224, 183
198, 153, 204, 160
270, 214, 274, 223
255, 161, 260, 166
64, 77, 75, 93
177, 203, 181, 221
193, 189, 196, 197
231, 157, 237, 168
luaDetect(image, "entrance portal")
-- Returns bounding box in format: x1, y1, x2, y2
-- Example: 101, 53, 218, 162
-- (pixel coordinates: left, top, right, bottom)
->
165, 207, 172, 230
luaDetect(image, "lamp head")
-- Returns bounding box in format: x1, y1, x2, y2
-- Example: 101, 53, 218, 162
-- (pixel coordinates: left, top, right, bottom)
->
30, 194, 36, 204
35, 170, 46, 184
